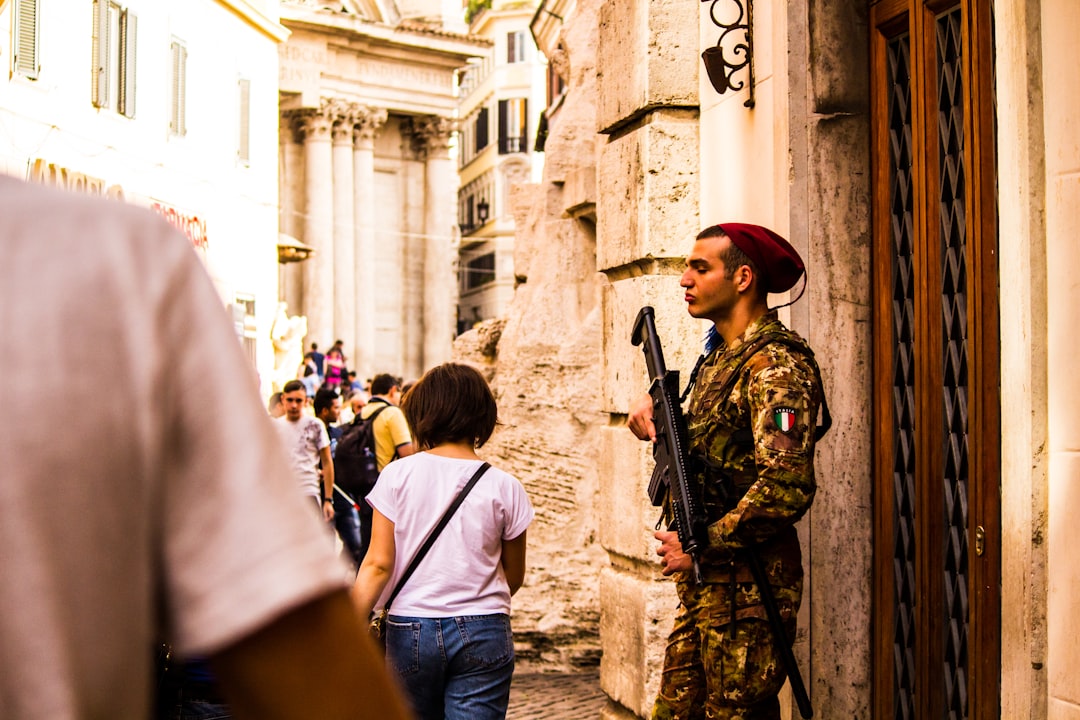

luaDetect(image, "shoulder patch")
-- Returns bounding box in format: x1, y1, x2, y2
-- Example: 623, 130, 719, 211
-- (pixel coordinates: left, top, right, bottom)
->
773, 407, 797, 433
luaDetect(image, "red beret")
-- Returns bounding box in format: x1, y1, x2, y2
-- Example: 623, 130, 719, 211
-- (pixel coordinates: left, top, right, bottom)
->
717, 223, 805, 293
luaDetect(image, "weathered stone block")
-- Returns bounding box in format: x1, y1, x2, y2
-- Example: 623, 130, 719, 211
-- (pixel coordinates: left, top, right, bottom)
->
596, 111, 699, 272
599, 567, 676, 718
597, 0, 698, 133
808, 0, 870, 114
563, 165, 597, 218
601, 274, 708, 415
597, 425, 657, 563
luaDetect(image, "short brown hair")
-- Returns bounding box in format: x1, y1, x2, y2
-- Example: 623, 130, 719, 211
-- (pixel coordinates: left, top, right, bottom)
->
402, 363, 498, 450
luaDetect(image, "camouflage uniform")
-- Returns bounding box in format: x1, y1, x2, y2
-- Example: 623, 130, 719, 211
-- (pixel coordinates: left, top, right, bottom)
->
653, 311, 824, 720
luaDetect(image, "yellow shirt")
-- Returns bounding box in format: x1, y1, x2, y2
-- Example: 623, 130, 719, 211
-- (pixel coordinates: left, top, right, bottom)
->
360, 399, 412, 471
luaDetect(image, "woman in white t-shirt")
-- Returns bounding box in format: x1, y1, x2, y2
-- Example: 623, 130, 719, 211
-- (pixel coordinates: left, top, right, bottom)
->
352, 363, 534, 720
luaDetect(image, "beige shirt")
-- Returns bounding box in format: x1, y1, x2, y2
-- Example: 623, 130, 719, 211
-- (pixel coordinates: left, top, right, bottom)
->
0, 178, 344, 719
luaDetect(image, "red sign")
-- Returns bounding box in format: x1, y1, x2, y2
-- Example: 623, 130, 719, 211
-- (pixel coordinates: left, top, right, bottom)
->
150, 202, 209, 251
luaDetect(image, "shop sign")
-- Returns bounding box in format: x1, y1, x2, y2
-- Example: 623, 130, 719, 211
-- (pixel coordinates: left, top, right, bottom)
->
150, 202, 209, 252
28, 158, 125, 200
28, 158, 208, 252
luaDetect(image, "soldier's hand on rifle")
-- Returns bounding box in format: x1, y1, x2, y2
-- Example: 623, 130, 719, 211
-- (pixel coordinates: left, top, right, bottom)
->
654, 530, 692, 575
629, 393, 656, 441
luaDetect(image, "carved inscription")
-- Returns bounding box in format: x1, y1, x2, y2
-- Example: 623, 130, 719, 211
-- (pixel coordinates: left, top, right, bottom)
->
356, 59, 451, 93
279, 43, 329, 94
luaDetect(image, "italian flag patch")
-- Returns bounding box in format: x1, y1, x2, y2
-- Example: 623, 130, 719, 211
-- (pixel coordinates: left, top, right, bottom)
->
773, 407, 796, 433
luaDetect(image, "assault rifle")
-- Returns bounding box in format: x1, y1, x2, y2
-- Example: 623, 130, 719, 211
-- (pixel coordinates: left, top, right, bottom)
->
631, 305, 814, 719
631, 306, 709, 584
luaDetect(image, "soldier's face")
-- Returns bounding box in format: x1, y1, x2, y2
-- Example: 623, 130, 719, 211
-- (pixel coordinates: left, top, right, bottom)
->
681, 234, 738, 323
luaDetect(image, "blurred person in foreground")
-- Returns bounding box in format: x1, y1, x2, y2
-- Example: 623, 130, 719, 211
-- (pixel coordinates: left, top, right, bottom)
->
0, 176, 410, 720
352, 363, 534, 720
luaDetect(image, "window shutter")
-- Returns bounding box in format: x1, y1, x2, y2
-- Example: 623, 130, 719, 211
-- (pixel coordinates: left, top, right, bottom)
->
475, 107, 489, 153
238, 78, 251, 163
521, 98, 528, 151
497, 99, 508, 154
92, 0, 111, 107
118, 10, 136, 118
13, 0, 39, 79
170, 41, 187, 136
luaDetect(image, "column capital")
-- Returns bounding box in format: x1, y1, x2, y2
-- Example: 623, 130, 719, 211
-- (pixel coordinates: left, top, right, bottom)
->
321, 97, 358, 144
402, 115, 455, 160
353, 106, 389, 148
285, 107, 332, 143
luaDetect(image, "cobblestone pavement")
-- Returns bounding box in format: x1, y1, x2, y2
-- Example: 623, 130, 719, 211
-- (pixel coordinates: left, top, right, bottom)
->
507, 670, 606, 719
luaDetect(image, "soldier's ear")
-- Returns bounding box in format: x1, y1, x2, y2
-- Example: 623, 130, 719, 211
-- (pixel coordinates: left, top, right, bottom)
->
733, 264, 755, 293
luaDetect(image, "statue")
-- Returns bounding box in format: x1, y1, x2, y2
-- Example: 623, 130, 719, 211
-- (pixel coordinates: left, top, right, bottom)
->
270, 302, 308, 392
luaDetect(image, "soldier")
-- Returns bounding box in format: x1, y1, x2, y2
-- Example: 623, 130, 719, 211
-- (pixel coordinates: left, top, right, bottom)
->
629, 223, 827, 720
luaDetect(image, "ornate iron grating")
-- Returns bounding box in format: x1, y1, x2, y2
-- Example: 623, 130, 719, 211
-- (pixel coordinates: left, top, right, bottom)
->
887, 31, 917, 720
937, 8, 970, 720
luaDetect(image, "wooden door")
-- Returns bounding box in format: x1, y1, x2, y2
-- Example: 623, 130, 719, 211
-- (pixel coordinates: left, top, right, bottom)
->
869, 1, 1000, 718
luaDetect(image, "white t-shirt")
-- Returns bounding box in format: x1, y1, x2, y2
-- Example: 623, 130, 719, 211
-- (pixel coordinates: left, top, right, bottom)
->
367, 453, 534, 617
0, 178, 344, 719
274, 414, 330, 497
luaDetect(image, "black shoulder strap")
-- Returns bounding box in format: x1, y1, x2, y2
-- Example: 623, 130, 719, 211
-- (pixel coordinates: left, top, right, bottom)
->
383, 462, 491, 611
359, 402, 390, 427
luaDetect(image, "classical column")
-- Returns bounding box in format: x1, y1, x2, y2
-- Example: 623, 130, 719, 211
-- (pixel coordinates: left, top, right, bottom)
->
328, 98, 358, 354
352, 107, 388, 381
278, 111, 305, 315
413, 115, 458, 369
291, 106, 334, 347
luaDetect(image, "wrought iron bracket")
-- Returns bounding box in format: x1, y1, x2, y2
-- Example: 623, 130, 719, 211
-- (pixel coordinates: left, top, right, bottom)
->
701, 0, 755, 108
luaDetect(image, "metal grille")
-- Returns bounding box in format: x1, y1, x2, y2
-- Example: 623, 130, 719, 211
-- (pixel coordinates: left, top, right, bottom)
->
936, 8, 969, 720
887, 31, 917, 720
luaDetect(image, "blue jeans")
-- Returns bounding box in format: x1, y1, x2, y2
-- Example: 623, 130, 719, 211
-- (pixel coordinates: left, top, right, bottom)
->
333, 492, 364, 572
386, 614, 515, 720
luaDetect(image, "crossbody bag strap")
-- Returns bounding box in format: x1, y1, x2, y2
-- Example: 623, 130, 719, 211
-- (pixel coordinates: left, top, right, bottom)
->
383, 461, 491, 611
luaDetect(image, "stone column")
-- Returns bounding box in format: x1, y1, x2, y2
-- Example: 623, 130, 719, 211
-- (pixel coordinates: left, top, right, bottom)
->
352, 107, 388, 381
412, 115, 457, 369
291, 105, 334, 348
328, 99, 358, 354
279, 111, 305, 315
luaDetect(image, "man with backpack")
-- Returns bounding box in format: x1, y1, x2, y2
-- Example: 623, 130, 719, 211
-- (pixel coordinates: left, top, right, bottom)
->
333, 373, 415, 564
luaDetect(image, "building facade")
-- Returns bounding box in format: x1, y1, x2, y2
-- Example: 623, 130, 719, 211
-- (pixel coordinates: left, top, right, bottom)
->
277, 0, 488, 382
0, 0, 287, 393
455, 0, 547, 333
474, 0, 1080, 716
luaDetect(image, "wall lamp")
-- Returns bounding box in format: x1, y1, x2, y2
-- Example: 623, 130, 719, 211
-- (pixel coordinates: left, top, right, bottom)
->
476, 199, 490, 223
701, 0, 755, 108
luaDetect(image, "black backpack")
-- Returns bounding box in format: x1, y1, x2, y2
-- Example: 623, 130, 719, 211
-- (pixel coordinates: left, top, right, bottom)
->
333, 401, 391, 498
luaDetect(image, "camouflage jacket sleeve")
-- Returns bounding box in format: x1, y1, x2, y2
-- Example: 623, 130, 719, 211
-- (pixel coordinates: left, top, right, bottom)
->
706, 344, 821, 553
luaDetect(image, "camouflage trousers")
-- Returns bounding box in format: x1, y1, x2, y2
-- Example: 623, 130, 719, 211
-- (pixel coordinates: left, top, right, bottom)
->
651, 580, 797, 720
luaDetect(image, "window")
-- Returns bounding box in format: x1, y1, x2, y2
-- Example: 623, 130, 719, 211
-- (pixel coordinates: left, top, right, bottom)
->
475, 107, 489, 154
12, 0, 39, 79
169, 39, 187, 136
546, 61, 566, 107
232, 294, 257, 367
498, 98, 527, 154
464, 253, 496, 290
507, 30, 527, 63
92, 0, 136, 117
238, 78, 251, 164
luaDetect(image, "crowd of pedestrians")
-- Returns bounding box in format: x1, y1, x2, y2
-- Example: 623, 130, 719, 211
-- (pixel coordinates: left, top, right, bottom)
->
263, 354, 534, 720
